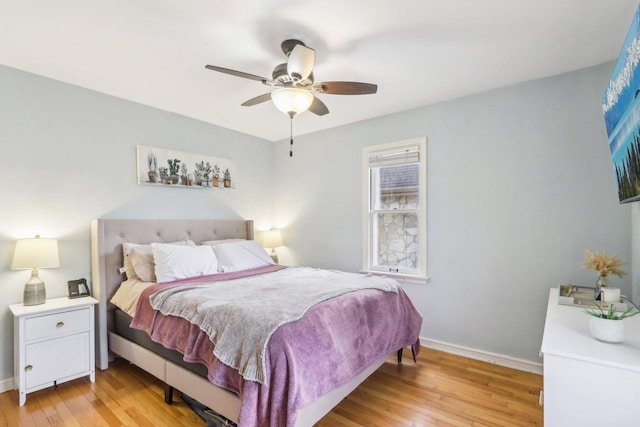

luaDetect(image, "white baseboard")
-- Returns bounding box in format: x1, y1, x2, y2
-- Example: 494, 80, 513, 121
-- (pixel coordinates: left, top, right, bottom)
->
420, 337, 543, 375
0, 377, 14, 394
0, 340, 541, 395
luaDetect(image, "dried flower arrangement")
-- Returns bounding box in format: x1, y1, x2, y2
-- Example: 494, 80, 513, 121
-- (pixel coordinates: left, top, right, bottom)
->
581, 250, 627, 279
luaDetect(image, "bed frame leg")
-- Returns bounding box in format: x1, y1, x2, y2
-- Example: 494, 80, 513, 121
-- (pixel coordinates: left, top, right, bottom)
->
164, 384, 174, 404
397, 348, 403, 364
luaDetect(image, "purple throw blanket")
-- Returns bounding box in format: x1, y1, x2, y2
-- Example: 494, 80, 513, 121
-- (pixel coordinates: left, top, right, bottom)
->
131, 265, 422, 427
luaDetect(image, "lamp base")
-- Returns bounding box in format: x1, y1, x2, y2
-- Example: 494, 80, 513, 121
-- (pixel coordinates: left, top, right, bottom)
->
23, 269, 46, 306
270, 249, 279, 264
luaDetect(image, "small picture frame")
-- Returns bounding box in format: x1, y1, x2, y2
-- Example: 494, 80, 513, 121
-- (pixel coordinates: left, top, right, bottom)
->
67, 278, 91, 298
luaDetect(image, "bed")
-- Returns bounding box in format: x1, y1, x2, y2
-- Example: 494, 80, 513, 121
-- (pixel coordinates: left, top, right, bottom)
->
91, 218, 422, 426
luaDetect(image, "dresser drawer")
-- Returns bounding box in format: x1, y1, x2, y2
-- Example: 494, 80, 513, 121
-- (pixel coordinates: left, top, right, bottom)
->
25, 307, 90, 342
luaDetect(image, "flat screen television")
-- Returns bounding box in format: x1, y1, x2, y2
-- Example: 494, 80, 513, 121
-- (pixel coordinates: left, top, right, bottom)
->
602, 4, 640, 203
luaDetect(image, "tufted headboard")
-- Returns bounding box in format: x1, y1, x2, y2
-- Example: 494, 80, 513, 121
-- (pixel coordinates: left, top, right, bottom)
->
90, 218, 254, 369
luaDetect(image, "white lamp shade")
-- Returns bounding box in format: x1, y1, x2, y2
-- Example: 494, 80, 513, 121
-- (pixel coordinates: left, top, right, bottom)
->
11, 236, 60, 269
271, 88, 314, 116
262, 229, 283, 249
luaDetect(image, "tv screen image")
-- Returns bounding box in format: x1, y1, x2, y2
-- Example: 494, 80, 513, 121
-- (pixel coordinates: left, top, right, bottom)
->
603, 4, 640, 203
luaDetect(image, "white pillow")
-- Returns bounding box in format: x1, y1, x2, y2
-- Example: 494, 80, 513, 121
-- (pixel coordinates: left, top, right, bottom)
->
151, 243, 218, 283
213, 240, 274, 273
122, 240, 193, 280
200, 238, 246, 246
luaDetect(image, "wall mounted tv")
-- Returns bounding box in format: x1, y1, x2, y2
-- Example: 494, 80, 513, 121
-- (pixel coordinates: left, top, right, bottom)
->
603, 5, 640, 203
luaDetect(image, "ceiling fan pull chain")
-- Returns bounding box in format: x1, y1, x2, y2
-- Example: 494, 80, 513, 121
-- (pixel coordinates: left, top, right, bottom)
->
290, 115, 294, 157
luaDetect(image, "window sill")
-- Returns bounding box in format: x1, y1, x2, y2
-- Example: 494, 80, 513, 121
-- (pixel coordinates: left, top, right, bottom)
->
360, 270, 429, 285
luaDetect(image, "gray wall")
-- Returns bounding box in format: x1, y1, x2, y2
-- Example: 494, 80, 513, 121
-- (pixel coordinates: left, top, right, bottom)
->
0, 65, 274, 382
272, 62, 631, 364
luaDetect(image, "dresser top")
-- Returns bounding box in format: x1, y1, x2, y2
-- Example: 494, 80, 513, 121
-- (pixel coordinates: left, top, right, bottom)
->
541, 288, 640, 372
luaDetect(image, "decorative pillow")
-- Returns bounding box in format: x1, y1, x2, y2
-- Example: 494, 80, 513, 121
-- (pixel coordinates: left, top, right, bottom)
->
151, 243, 218, 283
199, 238, 246, 246
213, 240, 274, 273
122, 240, 194, 280
130, 246, 156, 282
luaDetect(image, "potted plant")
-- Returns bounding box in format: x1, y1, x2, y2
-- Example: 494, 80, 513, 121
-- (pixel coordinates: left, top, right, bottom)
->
585, 303, 639, 343
223, 168, 231, 188
180, 163, 188, 185
168, 159, 181, 184
581, 250, 627, 296
194, 161, 212, 187
212, 164, 221, 187
147, 152, 158, 183
194, 161, 204, 185
203, 161, 213, 187
158, 167, 169, 184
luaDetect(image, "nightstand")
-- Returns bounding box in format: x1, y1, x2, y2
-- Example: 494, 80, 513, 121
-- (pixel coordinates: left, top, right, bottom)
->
9, 296, 98, 406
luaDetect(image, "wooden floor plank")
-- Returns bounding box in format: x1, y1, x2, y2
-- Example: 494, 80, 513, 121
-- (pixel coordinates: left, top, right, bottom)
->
0, 347, 542, 426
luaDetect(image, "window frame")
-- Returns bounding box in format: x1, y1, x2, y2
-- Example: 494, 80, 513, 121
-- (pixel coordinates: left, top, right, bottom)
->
362, 137, 428, 283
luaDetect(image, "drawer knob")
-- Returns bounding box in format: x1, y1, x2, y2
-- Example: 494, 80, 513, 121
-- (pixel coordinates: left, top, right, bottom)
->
25, 365, 33, 372
56, 321, 64, 328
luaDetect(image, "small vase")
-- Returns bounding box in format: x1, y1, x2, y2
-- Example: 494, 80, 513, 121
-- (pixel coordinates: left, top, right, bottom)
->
594, 275, 609, 300
596, 275, 609, 289
589, 316, 625, 343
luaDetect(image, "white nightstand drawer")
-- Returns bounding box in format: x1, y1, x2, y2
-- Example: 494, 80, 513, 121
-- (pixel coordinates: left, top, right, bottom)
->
25, 307, 90, 342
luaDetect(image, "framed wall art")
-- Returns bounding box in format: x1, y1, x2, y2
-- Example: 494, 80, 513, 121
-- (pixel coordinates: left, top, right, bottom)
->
136, 145, 235, 190
602, 5, 640, 203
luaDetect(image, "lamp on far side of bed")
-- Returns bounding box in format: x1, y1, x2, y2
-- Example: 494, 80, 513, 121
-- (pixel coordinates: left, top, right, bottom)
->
11, 235, 60, 306
261, 229, 283, 264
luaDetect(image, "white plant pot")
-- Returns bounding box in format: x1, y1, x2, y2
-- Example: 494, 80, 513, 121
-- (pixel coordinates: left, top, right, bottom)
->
589, 316, 625, 343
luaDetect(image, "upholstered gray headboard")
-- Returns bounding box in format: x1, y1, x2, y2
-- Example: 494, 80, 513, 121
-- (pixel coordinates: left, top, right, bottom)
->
90, 218, 254, 369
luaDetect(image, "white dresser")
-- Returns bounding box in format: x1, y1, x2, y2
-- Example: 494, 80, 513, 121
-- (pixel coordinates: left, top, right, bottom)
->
540, 288, 640, 426
9, 296, 98, 405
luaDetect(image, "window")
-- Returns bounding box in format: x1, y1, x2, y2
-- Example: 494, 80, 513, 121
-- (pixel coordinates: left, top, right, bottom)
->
362, 138, 427, 282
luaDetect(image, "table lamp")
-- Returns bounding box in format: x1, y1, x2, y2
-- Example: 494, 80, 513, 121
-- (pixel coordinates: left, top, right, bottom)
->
11, 235, 60, 306
262, 229, 283, 264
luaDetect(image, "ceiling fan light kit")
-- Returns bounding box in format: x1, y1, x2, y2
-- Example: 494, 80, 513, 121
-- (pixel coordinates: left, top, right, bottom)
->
205, 38, 377, 156
271, 88, 314, 117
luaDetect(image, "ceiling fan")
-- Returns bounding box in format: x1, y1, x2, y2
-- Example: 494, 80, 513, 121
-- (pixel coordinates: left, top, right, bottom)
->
204, 39, 377, 118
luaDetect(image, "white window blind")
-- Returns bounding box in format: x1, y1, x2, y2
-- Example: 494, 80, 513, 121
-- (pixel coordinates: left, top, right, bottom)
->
368, 145, 420, 167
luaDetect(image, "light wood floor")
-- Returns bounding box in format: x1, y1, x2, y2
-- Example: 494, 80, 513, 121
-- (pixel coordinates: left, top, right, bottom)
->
0, 348, 543, 426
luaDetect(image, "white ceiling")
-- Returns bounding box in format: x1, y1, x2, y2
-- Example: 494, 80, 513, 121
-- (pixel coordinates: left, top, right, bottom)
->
1, 1, 637, 141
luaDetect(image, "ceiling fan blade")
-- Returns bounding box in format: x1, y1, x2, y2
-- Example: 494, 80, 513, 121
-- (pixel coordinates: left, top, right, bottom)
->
313, 81, 377, 95
309, 96, 329, 116
241, 93, 273, 107
205, 65, 272, 83
287, 44, 315, 82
